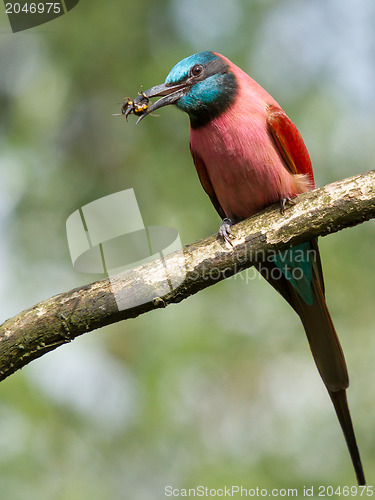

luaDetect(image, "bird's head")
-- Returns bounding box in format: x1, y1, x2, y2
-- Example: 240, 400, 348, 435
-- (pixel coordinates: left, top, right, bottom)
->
136, 51, 238, 128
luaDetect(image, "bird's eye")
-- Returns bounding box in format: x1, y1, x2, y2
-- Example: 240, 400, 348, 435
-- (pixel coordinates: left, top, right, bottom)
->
191, 64, 203, 77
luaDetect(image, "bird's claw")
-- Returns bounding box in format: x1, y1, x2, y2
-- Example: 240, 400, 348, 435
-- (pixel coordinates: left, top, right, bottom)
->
280, 197, 295, 214
219, 218, 234, 246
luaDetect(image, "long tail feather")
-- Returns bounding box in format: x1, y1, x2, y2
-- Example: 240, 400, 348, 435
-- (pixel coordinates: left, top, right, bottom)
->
256, 251, 365, 484
294, 271, 365, 483
329, 389, 365, 485
296, 271, 348, 392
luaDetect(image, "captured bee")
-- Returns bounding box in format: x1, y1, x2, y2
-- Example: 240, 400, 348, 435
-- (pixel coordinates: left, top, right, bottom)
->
119, 91, 150, 121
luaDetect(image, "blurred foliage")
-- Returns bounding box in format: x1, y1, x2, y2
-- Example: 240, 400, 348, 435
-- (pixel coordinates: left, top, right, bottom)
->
1, 0, 375, 498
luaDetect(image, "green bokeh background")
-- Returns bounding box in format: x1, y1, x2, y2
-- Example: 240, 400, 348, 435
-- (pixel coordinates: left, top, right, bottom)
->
1, 0, 375, 498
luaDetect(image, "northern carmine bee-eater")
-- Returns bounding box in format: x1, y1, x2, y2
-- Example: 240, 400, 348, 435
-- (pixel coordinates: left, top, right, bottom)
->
123, 51, 365, 485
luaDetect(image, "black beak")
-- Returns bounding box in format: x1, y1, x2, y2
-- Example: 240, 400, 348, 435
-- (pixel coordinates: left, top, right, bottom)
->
135, 82, 187, 124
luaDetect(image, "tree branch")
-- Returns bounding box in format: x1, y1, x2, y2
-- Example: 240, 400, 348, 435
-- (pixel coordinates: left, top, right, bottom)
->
1, 170, 375, 381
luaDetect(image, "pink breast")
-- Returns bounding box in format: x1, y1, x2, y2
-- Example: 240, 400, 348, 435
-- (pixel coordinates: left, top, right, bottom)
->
190, 93, 300, 221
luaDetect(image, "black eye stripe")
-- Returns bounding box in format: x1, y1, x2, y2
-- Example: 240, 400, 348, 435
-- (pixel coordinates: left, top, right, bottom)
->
202, 58, 230, 78
187, 58, 230, 83
167, 57, 231, 87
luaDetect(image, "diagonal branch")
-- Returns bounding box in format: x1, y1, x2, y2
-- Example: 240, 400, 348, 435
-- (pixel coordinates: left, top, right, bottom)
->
1, 170, 375, 382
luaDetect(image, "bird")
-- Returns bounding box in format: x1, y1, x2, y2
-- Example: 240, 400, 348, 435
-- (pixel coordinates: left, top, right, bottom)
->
127, 51, 365, 485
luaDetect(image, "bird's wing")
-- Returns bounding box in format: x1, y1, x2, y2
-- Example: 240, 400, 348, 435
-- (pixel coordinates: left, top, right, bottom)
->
267, 104, 325, 290
190, 146, 226, 219
267, 104, 315, 186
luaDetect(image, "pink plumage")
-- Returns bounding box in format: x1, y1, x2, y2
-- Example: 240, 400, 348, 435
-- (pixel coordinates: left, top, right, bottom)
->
190, 53, 313, 221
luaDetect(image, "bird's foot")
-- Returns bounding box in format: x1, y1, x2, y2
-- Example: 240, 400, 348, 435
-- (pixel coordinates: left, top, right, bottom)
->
219, 218, 234, 246
280, 197, 295, 214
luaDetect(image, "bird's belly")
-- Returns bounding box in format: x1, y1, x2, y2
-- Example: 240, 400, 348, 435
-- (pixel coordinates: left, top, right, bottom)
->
190, 113, 306, 221
208, 159, 283, 220
200, 146, 298, 221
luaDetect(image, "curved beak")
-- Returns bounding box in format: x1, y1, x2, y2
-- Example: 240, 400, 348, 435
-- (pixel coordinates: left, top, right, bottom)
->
135, 82, 187, 124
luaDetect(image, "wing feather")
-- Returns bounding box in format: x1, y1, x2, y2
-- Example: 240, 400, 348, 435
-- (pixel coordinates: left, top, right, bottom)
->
267, 104, 315, 187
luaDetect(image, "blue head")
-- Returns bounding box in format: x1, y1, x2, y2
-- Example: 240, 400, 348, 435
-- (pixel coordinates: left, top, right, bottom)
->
137, 51, 238, 128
